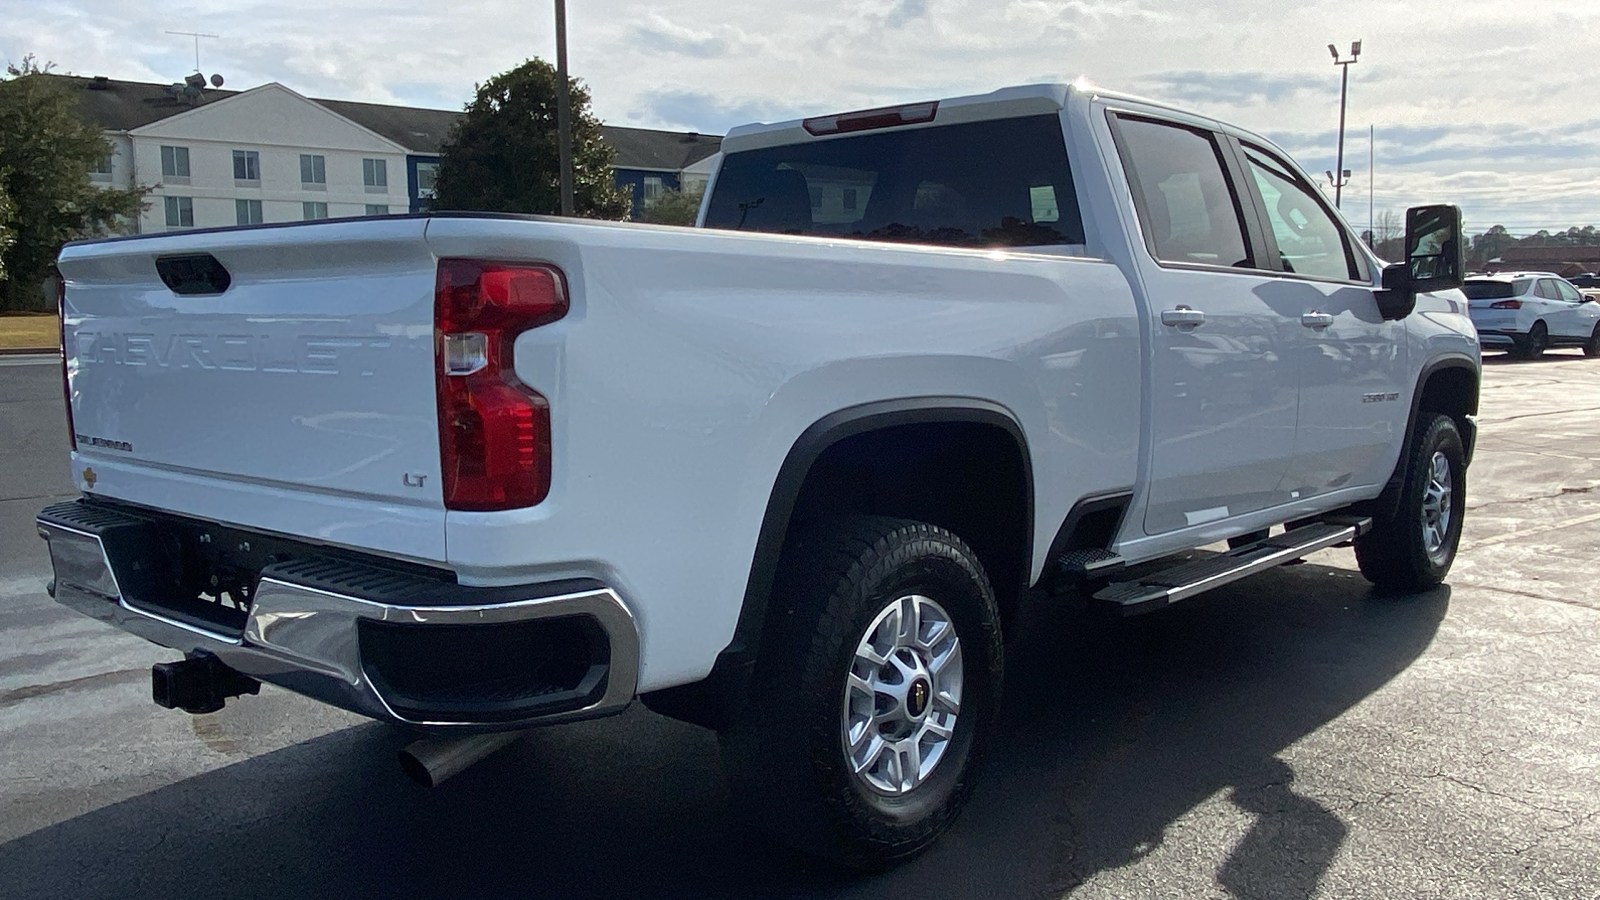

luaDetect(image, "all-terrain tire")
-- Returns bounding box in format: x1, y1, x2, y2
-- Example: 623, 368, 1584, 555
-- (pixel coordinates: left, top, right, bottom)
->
718, 515, 1004, 870
1518, 321, 1549, 359
1354, 414, 1466, 593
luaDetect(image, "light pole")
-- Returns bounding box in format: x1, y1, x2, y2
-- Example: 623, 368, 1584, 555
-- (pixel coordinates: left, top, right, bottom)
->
555, 0, 575, 217
1328, 40, 1360, 208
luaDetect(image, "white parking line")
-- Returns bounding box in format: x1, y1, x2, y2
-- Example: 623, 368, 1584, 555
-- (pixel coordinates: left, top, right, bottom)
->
1461, 508, 1600, 550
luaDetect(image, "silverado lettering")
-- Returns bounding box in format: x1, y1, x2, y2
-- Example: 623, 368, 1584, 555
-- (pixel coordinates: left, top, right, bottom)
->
74, 331, 392, 376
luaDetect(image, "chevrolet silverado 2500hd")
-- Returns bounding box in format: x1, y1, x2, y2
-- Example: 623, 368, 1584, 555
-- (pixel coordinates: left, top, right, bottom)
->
37, 82, 1478, 867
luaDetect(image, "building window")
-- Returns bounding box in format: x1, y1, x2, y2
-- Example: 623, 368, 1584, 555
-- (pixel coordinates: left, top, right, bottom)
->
236, 199, 264, 225
164, 196, 194, 228
365, 204, 389, 216
91, 153, 113, 182
363, 158, 388, 189
160, 145, 190, 178
303, 201, 329, 220
414, 161, 440, 201
299, 154, 326, 186
233, 149, 261, 182
643, 175, 665, 201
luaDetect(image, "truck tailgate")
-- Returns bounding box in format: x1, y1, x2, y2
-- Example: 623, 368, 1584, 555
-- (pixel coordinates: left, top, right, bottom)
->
55, 218, 446, 561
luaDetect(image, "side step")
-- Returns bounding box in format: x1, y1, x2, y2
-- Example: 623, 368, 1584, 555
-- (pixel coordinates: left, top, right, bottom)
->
1094, 517, 1371, 616
1056, 547, 1126, 580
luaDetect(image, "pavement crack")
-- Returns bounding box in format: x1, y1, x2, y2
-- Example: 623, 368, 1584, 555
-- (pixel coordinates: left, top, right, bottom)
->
1424, 769, 1583, 819
1488, 405, 1600, 423
0, 667, 146, 709
1461, 581, 1600, 612
1469, 484, 1600, 511
1507, 808, 1600, 857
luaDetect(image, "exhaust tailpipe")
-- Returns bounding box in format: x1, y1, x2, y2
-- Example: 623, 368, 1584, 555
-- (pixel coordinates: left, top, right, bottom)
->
399, 731, 524, 788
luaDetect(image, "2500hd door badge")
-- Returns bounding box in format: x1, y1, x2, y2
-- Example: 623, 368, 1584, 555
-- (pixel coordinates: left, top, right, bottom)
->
76, 434, 133, 452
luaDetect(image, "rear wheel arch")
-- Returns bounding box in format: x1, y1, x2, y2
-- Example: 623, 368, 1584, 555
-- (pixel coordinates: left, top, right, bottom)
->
641, 398, 1033, 730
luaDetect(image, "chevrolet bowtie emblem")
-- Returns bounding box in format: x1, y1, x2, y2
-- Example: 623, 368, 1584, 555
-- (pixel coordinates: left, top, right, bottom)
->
82, 467, 97, 487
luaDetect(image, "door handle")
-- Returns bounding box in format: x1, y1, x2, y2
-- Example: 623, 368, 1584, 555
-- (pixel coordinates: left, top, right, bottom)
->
1301, 311, 1334, 329
1161, 306, 1205, 328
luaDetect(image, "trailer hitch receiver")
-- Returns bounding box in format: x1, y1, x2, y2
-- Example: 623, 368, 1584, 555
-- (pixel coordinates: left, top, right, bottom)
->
152, 654, 261, 714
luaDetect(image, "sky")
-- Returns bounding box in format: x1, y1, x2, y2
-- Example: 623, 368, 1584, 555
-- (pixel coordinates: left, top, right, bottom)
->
4, 0, 1598, 235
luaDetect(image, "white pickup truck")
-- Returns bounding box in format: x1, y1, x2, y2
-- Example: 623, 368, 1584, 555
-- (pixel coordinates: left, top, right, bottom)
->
37, 82, 1478, 868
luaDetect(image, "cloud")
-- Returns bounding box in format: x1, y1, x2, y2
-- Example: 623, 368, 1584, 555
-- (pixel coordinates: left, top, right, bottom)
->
886, 0, 932, 28
630, 16, 737, 58
6, 0, 1600, 230
628, 89, 807, 133
1137, 71, 1326, 106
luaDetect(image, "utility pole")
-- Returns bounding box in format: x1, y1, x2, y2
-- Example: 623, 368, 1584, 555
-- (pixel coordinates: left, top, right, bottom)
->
1368, 124, 1374, 246
1328, 40, 1361, 209
555, 0, 575, 217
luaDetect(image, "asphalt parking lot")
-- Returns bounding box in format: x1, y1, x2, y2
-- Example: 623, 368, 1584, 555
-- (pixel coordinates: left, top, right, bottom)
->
1, 350, 1597, 899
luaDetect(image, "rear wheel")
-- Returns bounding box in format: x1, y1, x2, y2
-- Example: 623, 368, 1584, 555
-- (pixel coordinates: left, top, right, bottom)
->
1519, 321, 1549, 359
1354, 413, 1466, 592
719, 515, 1003, 869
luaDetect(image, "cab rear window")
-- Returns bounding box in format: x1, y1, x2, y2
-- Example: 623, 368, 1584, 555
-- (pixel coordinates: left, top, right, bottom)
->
704, 115, 1085, 249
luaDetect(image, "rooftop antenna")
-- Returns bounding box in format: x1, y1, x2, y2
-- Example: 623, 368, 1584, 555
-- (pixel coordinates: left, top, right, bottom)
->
165, 30, 219, 73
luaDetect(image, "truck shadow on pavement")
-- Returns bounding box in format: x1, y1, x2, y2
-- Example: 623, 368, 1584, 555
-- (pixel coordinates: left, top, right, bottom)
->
0, 560, 1446, 900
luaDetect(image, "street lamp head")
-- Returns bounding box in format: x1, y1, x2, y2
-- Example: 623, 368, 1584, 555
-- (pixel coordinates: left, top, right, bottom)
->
1351, 40, 1362, 58
1328, 43, 1339, 59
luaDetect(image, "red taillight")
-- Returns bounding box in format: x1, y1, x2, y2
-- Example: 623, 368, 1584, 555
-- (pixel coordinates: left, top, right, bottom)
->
434, 259, 568, 511
59, 278, 76, 453
802, 101, 938, 136
1489, 299, 1522, 309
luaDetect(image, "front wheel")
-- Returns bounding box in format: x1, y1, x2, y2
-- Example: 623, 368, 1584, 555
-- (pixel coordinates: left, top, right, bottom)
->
719, 515, 1003, 869
1584, 323, 1600, 358
1354, 414, 1466, 592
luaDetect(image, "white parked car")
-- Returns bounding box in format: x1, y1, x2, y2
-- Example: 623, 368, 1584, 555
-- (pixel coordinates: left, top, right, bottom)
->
1463, 272, 1600, 357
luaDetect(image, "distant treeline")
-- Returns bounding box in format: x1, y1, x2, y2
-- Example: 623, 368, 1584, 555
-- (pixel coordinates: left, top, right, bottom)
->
1362, 223, 1600, 268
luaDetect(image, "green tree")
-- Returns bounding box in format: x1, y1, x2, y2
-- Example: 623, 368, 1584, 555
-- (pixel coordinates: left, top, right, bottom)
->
0, 173, 16, 283
0, 56, 148, 310
637, 185, 704, 226
434, 58, 631, 220
1469, 224, 1517, 270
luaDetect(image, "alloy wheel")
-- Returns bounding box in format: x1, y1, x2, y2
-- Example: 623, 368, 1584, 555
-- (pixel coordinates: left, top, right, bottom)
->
841, 594, 963, 796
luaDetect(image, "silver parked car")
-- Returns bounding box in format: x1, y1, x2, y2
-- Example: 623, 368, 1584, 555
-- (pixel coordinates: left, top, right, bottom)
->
1464, 272, 1600, 357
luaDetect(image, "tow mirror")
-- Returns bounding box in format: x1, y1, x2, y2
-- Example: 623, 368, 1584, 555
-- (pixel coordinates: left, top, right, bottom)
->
1377, 203, 1465, 320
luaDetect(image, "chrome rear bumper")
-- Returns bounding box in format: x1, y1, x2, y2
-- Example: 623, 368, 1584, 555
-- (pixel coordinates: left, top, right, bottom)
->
36, 500, 639, 730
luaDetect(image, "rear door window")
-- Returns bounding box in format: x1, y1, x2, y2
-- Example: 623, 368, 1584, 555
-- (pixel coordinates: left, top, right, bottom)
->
703, 115, 1084, 248
1110, 116, 1252, 268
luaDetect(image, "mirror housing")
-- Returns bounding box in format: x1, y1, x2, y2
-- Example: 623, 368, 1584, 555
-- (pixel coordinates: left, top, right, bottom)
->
1376, 203, 1465, 321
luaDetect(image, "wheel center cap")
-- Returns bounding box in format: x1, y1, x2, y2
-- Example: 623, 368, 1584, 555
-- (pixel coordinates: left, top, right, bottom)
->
907, 677, 932, 719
